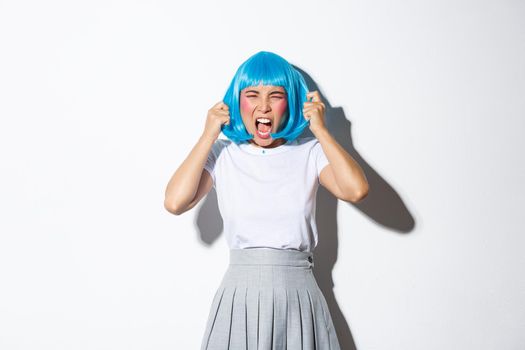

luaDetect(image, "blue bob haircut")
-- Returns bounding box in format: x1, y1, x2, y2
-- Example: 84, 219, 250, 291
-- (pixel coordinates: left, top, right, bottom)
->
220, 51, 310, 144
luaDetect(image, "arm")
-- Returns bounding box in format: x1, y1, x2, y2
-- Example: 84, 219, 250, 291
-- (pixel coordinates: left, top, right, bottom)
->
314, 128, 369, 203
164, 134, 215, 215
303, 90, 369, 203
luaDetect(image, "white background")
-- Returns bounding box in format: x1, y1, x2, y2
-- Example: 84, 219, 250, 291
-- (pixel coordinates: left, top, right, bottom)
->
1, 0, 524, 349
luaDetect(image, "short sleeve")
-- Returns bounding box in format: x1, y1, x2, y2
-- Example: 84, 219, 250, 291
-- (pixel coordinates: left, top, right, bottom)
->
203, 139, 227, 187
312, 141, 330, 179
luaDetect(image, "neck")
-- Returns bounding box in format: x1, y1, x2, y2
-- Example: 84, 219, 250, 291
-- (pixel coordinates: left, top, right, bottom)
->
249, 138, 287, 149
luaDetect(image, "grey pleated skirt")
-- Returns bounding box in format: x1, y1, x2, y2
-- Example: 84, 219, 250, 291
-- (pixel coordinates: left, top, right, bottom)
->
200, 248, 341, 350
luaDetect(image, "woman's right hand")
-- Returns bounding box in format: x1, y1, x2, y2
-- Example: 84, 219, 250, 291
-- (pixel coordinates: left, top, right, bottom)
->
202, 101, 231, 141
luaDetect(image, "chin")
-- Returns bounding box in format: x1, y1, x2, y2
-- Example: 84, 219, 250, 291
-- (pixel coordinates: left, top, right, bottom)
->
254, 135, 274, 144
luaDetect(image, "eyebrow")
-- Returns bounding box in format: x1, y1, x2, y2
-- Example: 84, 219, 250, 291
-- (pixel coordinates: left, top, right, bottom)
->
244, 90, 286, 95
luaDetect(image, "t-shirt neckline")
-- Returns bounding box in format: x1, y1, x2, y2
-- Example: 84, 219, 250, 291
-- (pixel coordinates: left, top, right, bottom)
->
238, 139, 296, 156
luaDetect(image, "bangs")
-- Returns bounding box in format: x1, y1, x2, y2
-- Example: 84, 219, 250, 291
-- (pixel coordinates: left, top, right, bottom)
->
237, 54, 293, 92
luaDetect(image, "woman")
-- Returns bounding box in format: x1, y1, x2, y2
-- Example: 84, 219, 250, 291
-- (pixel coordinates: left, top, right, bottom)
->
164, 51, 369, 349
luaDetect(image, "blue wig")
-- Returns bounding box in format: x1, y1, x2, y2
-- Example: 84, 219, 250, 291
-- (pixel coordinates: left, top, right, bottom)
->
220, 51, 310, 144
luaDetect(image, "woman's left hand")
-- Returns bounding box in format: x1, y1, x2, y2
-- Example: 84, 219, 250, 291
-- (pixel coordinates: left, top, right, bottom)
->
303, 91, 327, 133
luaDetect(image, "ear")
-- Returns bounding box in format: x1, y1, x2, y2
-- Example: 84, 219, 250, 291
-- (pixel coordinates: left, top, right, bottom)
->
275, 110, 288, 132
282, 109, 290, 122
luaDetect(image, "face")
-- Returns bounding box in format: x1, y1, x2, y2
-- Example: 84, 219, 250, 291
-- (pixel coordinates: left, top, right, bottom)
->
240, 84, 288, 148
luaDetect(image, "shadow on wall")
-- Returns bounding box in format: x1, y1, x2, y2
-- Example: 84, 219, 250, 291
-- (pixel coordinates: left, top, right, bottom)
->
194, 65, 416, 350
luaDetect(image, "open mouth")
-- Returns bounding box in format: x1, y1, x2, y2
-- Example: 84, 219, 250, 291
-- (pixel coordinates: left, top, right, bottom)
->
255, 118, 273, 137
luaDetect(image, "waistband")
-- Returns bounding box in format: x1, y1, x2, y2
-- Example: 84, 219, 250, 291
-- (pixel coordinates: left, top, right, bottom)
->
229, 248, 314, 268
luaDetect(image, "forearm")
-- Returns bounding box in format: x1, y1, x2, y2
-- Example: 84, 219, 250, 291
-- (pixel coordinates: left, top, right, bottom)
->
164, 134, 215, 211
312, 128, 369, 198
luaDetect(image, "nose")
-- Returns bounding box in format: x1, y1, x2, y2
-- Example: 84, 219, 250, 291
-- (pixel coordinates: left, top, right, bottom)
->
257, 99, 271, 113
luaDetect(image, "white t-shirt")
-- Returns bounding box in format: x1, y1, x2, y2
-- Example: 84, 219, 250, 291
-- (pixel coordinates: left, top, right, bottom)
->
203, 136, 330, 252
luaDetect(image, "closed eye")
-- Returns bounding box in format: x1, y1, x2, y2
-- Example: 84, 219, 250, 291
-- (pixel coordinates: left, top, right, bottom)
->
245, 95, 284, 100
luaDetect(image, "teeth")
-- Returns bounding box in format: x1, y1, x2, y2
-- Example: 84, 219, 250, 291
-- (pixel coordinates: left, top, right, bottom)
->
256, 118, 271, 123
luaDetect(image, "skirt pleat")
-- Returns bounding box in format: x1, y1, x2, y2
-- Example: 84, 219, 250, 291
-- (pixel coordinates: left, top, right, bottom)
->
229, 286, 246, 348
273, 288, 287, 349
286, 289, 302, 349
258, 288, 274, 349
200, 248, 341, 350
246, 288, 258, 349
